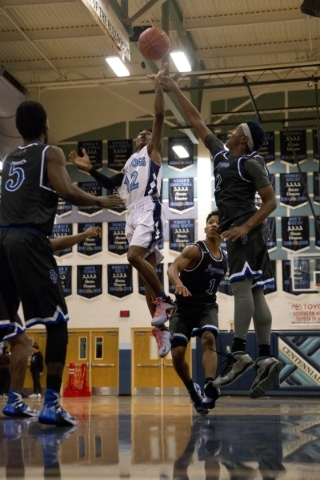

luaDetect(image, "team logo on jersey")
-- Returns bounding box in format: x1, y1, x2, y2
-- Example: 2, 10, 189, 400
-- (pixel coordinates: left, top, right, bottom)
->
49, 270, 58, 284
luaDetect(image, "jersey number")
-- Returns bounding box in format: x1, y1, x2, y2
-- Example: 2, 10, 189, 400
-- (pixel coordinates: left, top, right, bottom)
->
5, 160, 26, 191
124, 171, 139, 193
205, 279, 216, 296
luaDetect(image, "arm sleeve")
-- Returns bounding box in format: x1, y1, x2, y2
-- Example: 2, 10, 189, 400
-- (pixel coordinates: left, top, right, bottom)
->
204, 134, 226, 157
244, 157, 270, 191
90, 168, 124, 189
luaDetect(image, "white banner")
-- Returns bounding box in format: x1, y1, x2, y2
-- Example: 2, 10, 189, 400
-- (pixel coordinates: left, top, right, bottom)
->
288, 302, 320, 325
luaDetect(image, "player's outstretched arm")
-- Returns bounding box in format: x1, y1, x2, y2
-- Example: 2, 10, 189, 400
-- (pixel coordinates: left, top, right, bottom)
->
161, 76, 212, 143
51, 226, 102, 252
47, 146, 124, 209
147, 64, 166, 164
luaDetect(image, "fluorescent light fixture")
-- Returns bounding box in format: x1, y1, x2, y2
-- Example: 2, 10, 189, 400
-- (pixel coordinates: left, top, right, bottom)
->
0, 160, 2, 171
172, 145, 189, 158
106, 56, 130, 77
170, 51, 191, 72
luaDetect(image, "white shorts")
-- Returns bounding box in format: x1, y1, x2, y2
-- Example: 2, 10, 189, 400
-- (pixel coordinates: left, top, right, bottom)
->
126, 196, 165, 264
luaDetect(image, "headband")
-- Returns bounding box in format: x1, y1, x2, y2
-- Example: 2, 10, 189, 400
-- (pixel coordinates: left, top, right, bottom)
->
240, 123, 254, 151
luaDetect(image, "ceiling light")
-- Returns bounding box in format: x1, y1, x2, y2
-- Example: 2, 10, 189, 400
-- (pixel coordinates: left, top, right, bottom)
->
106, 56, 130, 77
172, 145, 189, 158
170, 51, 191, 72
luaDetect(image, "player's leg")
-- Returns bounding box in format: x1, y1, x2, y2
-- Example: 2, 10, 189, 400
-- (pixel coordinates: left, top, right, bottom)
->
170, 306, 208, 416
191, 304, 220, 409
249, 287, 282, 398
127, 201, 174, 326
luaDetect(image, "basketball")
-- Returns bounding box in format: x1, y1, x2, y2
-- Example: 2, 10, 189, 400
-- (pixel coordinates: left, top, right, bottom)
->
138, 27, 170, 61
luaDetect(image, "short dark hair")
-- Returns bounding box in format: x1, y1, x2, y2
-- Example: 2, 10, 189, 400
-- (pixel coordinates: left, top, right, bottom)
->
247, 120, 266, 151
139, 128, 152, 134
32, 343, 39, 349
206, 209, 219, 224
16, 101, 47, 140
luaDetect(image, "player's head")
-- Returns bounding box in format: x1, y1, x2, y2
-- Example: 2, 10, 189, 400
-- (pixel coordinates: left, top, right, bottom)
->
16, 101, 48, 143
135, 128, 152, 151
244, 120, 266, 152
225, 121, 266, 153
205, 209, 220, 239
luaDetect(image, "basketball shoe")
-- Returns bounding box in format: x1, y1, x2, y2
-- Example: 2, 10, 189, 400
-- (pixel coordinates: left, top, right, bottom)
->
151, 296, 176, 326
201, 381, 220, 410
189, 383, 209, 416
151, 326, 172, 358
38, 389, 78, 426
212, 352, 254, 388
3, 390, 39, 418
249, 357, 283, 398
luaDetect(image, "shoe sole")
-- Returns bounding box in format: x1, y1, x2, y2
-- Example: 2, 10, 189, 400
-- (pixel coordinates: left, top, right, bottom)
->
249, 361, 283, 399
212, 361, 254, 388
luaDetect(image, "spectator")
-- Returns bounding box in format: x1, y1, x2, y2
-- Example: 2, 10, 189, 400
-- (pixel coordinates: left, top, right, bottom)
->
29, 343, 44, 399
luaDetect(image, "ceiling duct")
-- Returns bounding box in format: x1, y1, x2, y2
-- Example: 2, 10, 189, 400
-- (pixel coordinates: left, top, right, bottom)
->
0, 66, 27, 118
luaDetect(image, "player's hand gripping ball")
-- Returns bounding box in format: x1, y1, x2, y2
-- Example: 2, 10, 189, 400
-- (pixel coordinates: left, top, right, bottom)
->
138, 27, 170, 61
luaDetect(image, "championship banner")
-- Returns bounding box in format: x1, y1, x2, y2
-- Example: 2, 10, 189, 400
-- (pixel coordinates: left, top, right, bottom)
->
77, 265, 102, 299
168, 178, 194, 213
107, 264, 133, 298
108, 139, 132, 172
50, 224, 73, 257
77, 223, 102, 256
56, 197, 72, 218
77, 182, 102, 216
314, 172, 320, 204
315, 216, 320, 250
266, 217, 276, 251
78, 141, 102, 170
169, 219, 195, 253
108, 221, 129, 255
280, 173, 308, 208
58, 266, 72, 298
282, 260, 299, 296
259, 131, 275, 165
264, 260, 277, 295
168, 137, 194, 169
138, 264, 164, 296
280, 130, 307, 164
281, 216, 309, 252
312, 129, 319, 160
292, 257, 312, 291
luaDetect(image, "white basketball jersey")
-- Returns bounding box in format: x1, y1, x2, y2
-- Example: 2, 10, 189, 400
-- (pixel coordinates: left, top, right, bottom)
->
118, 145, 162, 207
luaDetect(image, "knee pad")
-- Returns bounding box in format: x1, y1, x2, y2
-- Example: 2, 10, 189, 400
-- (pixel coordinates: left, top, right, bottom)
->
191, 325, 219, 339
171, 333, 188, 348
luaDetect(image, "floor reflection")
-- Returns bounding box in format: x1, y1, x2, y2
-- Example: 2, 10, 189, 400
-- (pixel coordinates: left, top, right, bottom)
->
0, 397, 319, 479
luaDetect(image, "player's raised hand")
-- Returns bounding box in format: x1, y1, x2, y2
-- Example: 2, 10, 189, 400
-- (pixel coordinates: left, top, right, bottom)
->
83, 226, 102, 238
69, 148, 92, 172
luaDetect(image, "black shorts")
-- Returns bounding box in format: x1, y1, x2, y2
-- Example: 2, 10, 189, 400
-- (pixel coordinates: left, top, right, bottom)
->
227, 217, 274, 289
0, 228, 69, 339
170, 299, 219, 348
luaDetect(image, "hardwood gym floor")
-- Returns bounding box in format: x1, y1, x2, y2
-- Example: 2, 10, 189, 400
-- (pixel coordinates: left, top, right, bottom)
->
0, 394, 319, 479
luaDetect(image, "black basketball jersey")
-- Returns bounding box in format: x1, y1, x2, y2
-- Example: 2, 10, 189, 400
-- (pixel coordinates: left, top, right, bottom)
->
0, 142, 58, 235
178, 240, 228, 302
213, 150, 269, 231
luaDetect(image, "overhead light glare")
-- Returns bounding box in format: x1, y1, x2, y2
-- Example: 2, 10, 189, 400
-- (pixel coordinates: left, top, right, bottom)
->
106, 56, 130, 77
172, 145, 189, 158
170, 51, 191, 72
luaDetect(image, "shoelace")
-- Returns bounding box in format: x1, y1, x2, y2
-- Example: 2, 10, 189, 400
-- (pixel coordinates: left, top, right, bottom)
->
151, 328, 165, 348
151, 297, 167, 317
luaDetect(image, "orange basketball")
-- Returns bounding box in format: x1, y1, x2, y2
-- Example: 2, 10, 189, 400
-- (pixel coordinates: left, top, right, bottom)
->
138, 27, 170, 61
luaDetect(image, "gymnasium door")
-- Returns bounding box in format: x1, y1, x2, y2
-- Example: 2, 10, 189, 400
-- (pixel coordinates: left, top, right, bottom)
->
26, 328, 119, 395
132, 328, 191, 395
